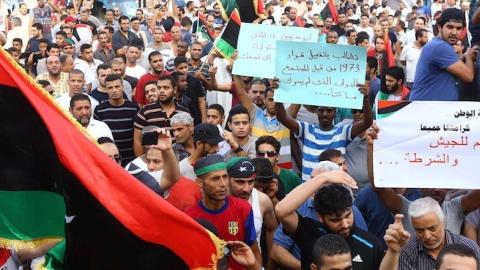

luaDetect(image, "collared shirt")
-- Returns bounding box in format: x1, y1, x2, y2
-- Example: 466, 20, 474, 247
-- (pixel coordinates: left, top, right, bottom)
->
93, 47, 115, 66
399, 230, 480, 269
187, 61, 210, 79
134, 101, 190, 130
172, 142, 191, 162
35, 72, 69, 97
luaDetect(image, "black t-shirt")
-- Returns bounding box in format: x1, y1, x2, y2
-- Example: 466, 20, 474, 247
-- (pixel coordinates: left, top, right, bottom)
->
185, 75, 206, 126
124, 75, 138, 90
291, 214, 384, 270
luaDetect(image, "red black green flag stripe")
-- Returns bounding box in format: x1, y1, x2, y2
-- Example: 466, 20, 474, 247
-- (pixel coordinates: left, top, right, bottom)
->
0, 49, 223, 269
217, 0, 266, 23
215, 9, 241, 60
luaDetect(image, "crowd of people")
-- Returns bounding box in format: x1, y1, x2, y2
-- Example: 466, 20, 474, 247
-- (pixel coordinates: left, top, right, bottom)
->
2, 0, 480, 269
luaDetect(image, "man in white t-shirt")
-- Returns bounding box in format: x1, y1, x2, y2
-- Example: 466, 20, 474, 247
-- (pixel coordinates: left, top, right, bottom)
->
124, 45, 147, 78
56, 69, 98, 111
73, 43, 103, 91
399, 29, 428, 86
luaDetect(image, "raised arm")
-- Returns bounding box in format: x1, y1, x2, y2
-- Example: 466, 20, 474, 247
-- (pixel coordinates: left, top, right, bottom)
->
351, 83, 373, 138
154, 129, 180, 190
366, 124, 404, 213
259, 192, 278, 258
446, 46, 478, 83
133, 128, 145, 157
233, 75, 254, 113
461, 190, 480, 215
380, 214, 411, 270
275, 171, 357, 234
275, 101, 300, 135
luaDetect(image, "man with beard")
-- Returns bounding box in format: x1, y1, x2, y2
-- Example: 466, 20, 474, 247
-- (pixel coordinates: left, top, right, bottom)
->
112, 15, 138, 56
133, 75, 190, 157
134, 51, 170, 106
275, 171, 384, 270
374, 66, 410, 107
400, 29, 429, 87
185, 154, 261, 270
35, 55, 69, 96
366, 124, 480, 235
410, 8, 478, 101
227, 157, 277, 265
69, 94, 112, 140
56, 69, 98, 112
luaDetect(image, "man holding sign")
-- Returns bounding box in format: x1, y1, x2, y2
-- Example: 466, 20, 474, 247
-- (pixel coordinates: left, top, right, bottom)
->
275, 83, 372, 181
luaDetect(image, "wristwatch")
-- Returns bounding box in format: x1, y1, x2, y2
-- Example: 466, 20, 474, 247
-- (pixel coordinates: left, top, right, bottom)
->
233, 146, 243, 153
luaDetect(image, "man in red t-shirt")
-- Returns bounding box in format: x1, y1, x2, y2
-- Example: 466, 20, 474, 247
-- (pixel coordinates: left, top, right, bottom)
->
185, 154, 261, 270
134, 51, 170, 106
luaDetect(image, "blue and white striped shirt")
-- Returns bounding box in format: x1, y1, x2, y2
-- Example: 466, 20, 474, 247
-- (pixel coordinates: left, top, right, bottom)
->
295, 121, 352, 181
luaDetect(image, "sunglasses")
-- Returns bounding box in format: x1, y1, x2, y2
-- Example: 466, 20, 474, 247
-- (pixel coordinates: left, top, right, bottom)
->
257, 151, 277, 158
317, 24, 324, 27
351, 109, 364, 114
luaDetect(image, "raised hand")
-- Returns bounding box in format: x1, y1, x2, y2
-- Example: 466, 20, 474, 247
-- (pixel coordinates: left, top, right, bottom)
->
154, 128, 172, 151
226, 241, 256, 269
365, 122, 379, 146
313, 170, 358, 189
384, 214, 411, 253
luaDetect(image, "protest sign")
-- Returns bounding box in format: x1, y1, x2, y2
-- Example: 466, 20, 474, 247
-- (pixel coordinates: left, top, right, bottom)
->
274, 41, 367, 109
374, 101, 480, 189
232, 23, 319, 78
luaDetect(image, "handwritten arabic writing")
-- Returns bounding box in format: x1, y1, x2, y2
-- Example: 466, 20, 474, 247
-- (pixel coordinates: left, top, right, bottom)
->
233, 23, 319, 78
274, 41, 366, 108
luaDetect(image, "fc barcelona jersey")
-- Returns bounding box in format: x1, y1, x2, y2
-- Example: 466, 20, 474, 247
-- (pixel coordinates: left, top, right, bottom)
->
185, 196, 256, 270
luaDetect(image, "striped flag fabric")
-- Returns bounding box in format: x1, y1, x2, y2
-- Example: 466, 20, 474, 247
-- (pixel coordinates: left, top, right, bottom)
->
216, 0, 266, 23
0, 48, 224, 270
215, 9, 241, 60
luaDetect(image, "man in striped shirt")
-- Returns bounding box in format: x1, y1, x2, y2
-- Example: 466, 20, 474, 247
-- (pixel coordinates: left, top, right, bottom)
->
133, 75, 190, 157
94, 74, 139, 165
275, 85, 372, 181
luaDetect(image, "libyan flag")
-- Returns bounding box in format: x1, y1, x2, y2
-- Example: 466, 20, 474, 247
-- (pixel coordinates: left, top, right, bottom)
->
217, 0, 266, 23
197, 12, 215, 42
215, 9, 241, 60
0, 49, 224, 269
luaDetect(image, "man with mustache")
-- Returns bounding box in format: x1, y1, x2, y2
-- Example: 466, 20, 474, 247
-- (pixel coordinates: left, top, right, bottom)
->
410, 8, 478, 101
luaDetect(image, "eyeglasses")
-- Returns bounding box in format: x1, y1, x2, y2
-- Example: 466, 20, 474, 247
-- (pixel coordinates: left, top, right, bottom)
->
257, 151, 277, 157
351, 109, 364, 114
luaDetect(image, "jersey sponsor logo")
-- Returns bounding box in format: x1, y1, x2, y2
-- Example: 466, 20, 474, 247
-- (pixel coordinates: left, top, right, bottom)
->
228, 221, 239, 236
352, 254, 363, 263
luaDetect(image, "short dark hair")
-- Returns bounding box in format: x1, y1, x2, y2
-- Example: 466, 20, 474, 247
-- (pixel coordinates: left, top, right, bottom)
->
356, 31, 369, 45
38, 38, 49, 45
32, 22, 43, 32
174, 56, 188, 67
313, 184, 353, 216
158, 75, 176, 88
96, 63, 111, 75
252, 158, 275, 181
367, 56, 378, 72
255, 135, 281, 154
105, 74, 122, 84
436, 244, 478, 269
97, 136, 115, 145
119, 15, 130, 24
319, 149, 342, 162
181, 16, 192, 26
6, 47, 18, 54
171, 71, 186, 81
47, 43, 60, 52
56, 31, 67, 39
130, 16, 140, 22
312, 234, 351, 267
37, 80, 51, 88
397, 20, 406, 31
227, 105, 250, 123
148, 50, 162, 62
70, 93, 91, 109
385, 66, 405, 83
208, 104, 224, 117
12, 38, 23, 44
144, 80, 158, 90
346, 29, 356, 37
80, 43, 92, 53
415, 28, 428, 40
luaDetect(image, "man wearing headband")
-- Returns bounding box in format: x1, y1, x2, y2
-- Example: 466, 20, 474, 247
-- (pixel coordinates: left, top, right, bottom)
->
227, 157, 278, 263
185, 154, 260, 270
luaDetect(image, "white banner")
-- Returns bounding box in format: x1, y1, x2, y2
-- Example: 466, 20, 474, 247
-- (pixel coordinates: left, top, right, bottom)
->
374, 101, 480, 189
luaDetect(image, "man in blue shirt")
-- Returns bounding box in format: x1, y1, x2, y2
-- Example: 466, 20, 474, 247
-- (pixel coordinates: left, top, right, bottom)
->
410, 8, 478, 101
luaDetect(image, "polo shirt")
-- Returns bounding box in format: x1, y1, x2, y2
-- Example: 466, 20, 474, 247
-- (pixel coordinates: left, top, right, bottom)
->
134, 101, 190, 130
292, 213, 384, 270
